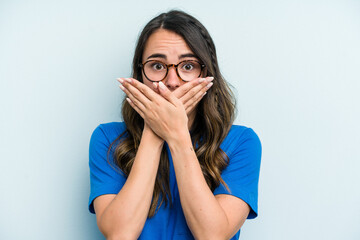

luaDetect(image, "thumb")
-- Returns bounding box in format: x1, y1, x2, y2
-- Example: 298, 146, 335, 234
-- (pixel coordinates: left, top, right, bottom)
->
158, 81, 178, 105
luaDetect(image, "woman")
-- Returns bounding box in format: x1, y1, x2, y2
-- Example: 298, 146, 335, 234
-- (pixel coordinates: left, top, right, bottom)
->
89, 10, 261, 240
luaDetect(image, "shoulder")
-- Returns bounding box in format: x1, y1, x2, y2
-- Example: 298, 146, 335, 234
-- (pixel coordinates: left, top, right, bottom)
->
221, 125, 262, 158
222, 125, 261, 148
216, 125, 262, 219
90, 122, 127, 145
88, 122, 128, 213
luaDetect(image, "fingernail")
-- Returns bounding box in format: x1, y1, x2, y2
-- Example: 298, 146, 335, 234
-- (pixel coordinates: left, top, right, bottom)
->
153, 82, 158, 88
206, 77, 214, 82
158, 81, 166, 90
198, 78, 205, 83
206, 82, 213, 88
203, 91, 207, 96
125, 78, 132, 83
117, 78, 124, 83
119, 84, 125, 91
126, 97, 132, 103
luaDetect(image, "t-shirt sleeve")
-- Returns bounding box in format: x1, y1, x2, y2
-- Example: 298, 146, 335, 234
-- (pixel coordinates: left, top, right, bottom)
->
214, 127, 262, 219
88, 124, 127, 214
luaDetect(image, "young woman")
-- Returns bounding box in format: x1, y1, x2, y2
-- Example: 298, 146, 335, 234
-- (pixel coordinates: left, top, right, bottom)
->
89, 10, 262, 240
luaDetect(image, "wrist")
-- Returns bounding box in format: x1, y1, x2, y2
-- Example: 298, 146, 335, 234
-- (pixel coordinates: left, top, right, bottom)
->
142, 126, 164, 148
167, 129, 192, 150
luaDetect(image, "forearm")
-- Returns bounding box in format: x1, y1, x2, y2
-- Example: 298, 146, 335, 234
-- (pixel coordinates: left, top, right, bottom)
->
168, 133, 230, 240
98, 130, 163, 239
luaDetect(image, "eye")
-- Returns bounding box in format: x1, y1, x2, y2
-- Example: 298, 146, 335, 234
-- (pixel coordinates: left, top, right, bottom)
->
150, 62, 166, 71
182, 62, 195, 71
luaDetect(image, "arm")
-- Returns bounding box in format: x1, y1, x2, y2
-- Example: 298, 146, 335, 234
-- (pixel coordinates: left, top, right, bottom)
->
94, 77, 211, 239
94, 125, 163, 240
121, 79, 253, 240
167, 132, 250, 240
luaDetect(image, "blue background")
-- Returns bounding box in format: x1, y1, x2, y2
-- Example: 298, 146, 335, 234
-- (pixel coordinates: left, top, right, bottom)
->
1, 0, 359, 239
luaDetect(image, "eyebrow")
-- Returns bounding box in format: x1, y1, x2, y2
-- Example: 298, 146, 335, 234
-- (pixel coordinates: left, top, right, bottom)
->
147, 53, 167, 60
179, 53, 198, 59
146, 53, 198, 60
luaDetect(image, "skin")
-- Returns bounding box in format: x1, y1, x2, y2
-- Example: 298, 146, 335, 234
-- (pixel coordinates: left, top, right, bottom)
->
141, 29, 212, 128
94, 29, 250, 240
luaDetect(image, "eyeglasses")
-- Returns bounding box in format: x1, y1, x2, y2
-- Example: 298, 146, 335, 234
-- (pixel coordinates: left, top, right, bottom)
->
139, 60, 205, 82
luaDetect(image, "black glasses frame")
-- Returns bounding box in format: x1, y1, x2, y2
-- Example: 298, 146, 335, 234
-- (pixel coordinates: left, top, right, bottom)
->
139, 60, 206, 82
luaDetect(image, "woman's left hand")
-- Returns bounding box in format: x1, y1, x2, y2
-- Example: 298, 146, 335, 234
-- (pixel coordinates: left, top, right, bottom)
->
173, 76, 213, 115
118, 78, 189, 143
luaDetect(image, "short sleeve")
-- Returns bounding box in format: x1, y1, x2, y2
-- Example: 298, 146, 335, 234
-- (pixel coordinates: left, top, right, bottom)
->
88, 124, 127, 214
214, 127, 262, 219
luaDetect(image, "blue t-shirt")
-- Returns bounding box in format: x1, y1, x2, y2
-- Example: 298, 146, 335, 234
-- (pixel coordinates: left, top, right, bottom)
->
89, 122, 262, 239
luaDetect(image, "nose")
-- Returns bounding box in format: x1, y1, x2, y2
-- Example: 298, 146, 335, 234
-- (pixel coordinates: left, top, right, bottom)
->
163, 66, 181, 91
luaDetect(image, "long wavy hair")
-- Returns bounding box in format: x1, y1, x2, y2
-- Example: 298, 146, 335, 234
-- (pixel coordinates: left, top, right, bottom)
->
108, 10, 236, 217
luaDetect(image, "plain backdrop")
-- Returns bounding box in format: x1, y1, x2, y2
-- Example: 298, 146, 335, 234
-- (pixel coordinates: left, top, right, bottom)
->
1, 0, 359, 239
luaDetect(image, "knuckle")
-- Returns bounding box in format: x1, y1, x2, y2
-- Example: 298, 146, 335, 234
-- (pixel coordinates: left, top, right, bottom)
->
182, 84, 191, 92
188, 89, 197, 96
132, 91, 140, 98
173, 91, 180, 98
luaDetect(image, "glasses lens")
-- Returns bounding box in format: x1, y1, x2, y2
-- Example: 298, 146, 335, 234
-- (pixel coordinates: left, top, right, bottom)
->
178, 61, 202, 81
143, 61, 167, 82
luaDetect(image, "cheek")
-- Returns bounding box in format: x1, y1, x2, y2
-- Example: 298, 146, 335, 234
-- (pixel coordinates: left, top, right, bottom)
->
179, 81, 187, 87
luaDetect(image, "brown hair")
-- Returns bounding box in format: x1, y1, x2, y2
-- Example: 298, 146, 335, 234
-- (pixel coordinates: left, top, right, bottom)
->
109, 10, 235, 217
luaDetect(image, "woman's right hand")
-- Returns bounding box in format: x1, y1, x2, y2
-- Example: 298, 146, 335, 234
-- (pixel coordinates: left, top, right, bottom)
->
143, 122, 164, 144
173, 76, 214, 115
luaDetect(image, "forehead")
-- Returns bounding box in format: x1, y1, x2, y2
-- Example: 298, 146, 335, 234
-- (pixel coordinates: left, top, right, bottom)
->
142, 29, 194, 61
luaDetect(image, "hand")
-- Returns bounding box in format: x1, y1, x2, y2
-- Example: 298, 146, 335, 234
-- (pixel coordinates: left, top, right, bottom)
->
173, 76, 214, 115
142, 122, 164, 144
118, 78, 188, 143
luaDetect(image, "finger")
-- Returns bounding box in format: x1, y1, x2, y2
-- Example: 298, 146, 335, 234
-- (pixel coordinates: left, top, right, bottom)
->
173, 78, 201, 99
123, 78, 159, 101
120, 79, 153, 108
158, 81, 179, 106
152, 82, 160, 94
126, 97, 145, 119
118, 78, 140, 100
184, 89, 208, 113
173, 76, 213, 99
181, 78, 213, 104
119, 84, 147, 113
186, 92, 206, 114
